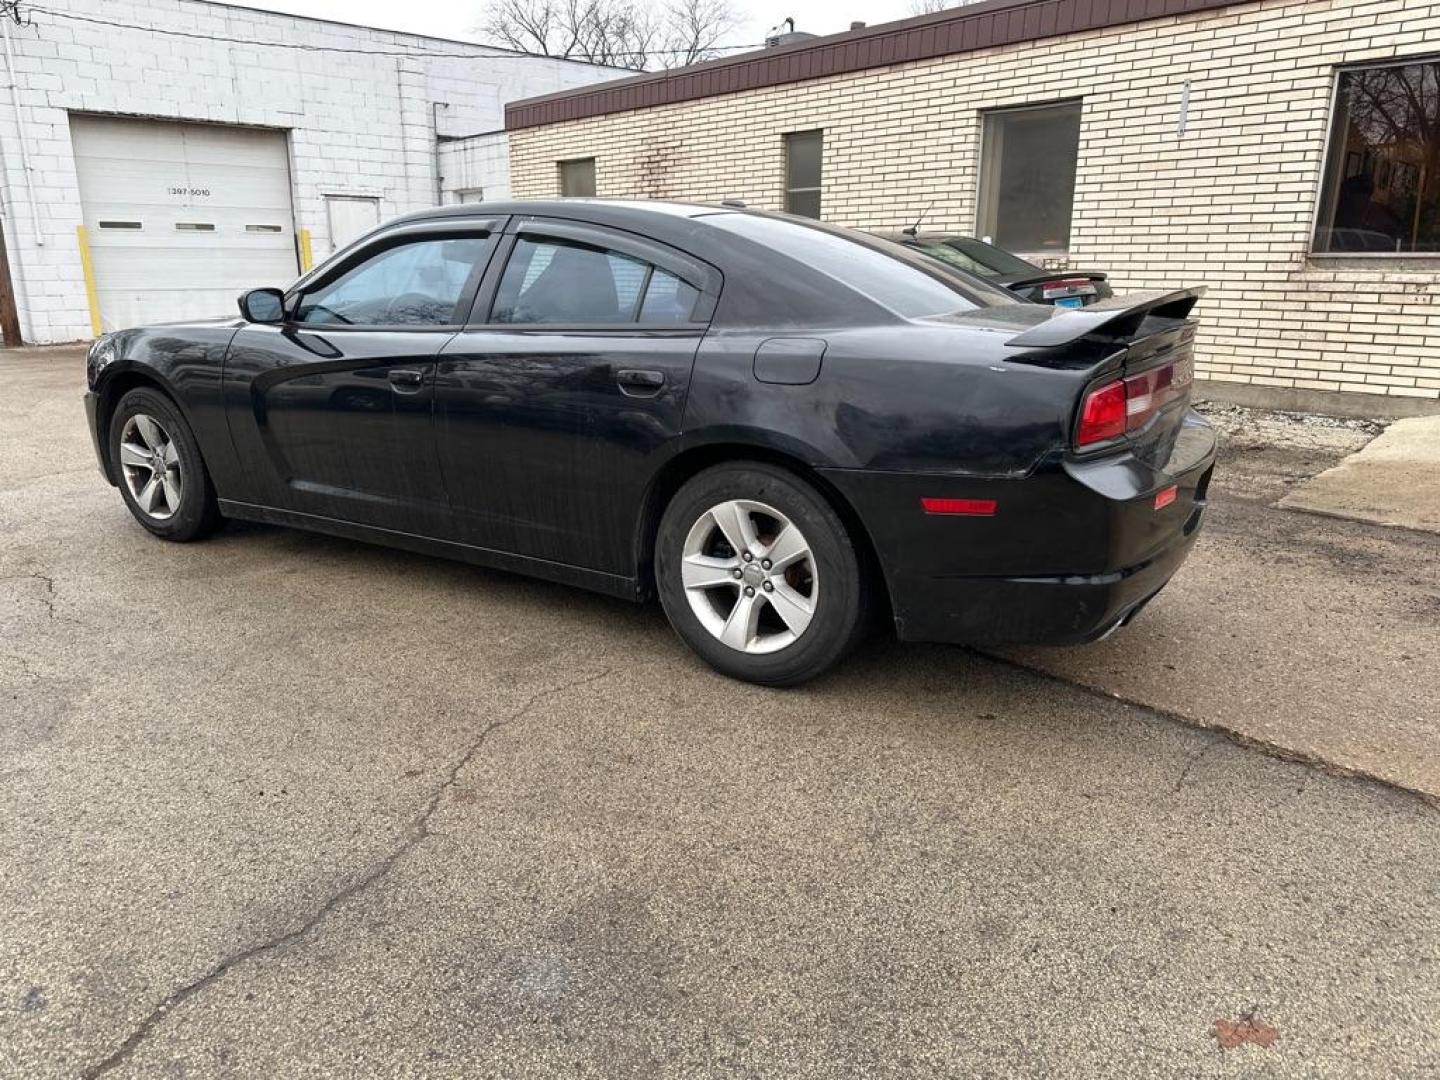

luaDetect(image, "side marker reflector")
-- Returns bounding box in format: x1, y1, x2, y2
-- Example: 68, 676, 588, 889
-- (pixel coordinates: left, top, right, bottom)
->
921, 497, 997, 517
1154, 485, 1178, 510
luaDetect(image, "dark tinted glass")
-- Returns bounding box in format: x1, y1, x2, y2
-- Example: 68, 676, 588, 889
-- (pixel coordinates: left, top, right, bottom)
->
1315, 62, 1440, 254
296, 237, 488, 326
558, 158, 596, 197
492, 237, 646, 324
942, 237, 1040, 276
784, 130, 823, 219
710, 213, 1005, 317
979, 103, 1081, 253
639, 269, 700, 322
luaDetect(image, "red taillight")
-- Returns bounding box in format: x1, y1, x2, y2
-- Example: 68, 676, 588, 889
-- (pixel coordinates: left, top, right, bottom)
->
1076, 356, 1193, 448
1076, 380, 1127, 445
1154, 485, 1177, 510
921, 497, 997, 516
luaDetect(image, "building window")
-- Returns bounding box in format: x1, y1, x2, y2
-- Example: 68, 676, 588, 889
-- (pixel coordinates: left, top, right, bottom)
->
784, 130, 823, 219
977, 102, 1082, 254
558, 158, 596, 197
1315, 60, 1440, 254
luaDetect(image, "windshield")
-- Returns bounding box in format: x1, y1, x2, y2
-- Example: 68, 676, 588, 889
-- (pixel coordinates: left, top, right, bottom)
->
707, 213, 1018, 317
908, 236, 1040, 280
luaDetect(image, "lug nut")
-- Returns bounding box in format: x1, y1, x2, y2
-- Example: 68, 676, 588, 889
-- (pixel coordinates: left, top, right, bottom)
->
732, 568, 743, 579
742, 550, 753, 562
762, 580, 773, 592
744, 586, 755, 597
761, 558, 771, 569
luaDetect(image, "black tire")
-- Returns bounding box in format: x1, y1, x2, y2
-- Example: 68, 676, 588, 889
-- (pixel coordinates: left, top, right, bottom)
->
108, 387, 223, 542
655, 463, 869, 686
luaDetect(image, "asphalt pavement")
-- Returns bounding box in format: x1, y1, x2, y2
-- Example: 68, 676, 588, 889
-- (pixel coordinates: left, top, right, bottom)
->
3, 348, 1438, 1078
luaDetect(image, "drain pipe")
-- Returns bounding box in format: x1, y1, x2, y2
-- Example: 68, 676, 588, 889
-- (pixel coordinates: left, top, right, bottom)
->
432, 101, 450, 207
1, 14, 42, 248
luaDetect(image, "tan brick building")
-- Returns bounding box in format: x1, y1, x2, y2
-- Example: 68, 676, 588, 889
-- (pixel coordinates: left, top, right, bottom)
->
505, 0, 1440, 413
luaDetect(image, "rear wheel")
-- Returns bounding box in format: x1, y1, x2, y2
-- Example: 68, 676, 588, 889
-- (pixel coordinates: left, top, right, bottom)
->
108, 387, 222, 541
655, 463, 868, 686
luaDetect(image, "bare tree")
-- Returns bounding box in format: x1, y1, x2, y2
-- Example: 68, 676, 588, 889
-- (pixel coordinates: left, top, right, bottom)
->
478, 0, 736, 70
908, 0, 953, 13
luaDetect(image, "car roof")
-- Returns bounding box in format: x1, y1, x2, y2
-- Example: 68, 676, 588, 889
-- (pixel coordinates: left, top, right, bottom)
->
391, 198, 738, 228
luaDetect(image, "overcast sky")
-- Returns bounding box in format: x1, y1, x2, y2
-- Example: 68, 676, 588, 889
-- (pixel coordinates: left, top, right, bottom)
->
237, 0, 921, 59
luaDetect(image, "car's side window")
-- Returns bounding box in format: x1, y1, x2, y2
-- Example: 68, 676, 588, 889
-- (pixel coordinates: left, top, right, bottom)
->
490, 235, 702, 326
639, 269, 700, 322
296, 236, 490, 327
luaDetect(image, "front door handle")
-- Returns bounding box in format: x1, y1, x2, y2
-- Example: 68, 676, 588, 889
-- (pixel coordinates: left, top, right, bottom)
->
389, 368, 426, 390
616, 368, 665, 396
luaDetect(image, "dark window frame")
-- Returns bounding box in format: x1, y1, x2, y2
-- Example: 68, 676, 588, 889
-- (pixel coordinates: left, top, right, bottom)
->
975, 98, 1083, 256
783, 130, 823, 219
1311, 54, 1440, 259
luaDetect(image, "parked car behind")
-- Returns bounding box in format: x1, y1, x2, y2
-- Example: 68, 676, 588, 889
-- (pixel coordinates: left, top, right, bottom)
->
84, 201, 1213, 686
878, 231, 1113, 308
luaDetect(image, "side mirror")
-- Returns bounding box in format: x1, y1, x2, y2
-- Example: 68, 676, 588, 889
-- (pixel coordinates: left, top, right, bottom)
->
238, 287, 286, 324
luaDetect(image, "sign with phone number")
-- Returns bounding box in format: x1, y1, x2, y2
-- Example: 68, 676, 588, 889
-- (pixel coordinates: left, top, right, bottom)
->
167, 186, 211, 197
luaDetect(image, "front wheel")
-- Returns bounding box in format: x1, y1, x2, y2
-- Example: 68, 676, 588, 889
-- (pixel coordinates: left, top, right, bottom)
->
108, 387, 222, 542
655, 463, 869, 686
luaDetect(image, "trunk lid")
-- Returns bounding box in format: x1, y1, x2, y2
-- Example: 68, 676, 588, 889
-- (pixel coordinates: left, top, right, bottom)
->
1002, 288, 1205, 467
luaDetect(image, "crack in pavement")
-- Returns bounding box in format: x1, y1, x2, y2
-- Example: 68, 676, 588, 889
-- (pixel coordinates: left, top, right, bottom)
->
3, 571, 81, 626
80, 665, 614, 1080
1173, 734, 1225, 794
976, 649, 1440, 813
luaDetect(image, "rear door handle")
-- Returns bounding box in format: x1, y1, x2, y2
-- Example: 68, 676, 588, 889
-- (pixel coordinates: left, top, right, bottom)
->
616, 368, 665, 395
389, 368, 426, 390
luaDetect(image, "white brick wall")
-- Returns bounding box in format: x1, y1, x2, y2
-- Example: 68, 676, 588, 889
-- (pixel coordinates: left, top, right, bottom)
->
508, 0, 1440, 402
439, 131, 511, 203
0, 0, 620, 343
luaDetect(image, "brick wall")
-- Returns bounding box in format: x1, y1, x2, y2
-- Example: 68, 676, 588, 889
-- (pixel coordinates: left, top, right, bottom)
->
508, 0, 1440, 401
0, 0, 618, 343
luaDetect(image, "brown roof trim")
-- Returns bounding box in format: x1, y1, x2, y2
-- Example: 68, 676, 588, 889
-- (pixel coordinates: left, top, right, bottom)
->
506, 0, 1253, 131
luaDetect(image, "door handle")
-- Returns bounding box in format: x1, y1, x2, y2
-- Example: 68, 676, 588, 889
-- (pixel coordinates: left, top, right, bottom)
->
616, 368, 665, 395
389, 368, 426, 389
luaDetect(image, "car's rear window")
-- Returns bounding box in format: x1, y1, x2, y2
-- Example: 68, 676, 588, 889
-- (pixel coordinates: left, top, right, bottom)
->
707, 213, 1016, 318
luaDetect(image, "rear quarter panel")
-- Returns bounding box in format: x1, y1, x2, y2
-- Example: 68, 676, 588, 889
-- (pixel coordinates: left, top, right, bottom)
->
682, 321, 1084, 476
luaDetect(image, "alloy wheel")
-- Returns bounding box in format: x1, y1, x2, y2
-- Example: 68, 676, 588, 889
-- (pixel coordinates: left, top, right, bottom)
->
680, 498, 819, 654
118, 413, 183, 521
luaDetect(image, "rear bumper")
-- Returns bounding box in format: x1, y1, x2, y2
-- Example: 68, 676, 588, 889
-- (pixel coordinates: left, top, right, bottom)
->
83, 391, 112, 483
884, 500, 1203, 644
820, 411, 1216, 646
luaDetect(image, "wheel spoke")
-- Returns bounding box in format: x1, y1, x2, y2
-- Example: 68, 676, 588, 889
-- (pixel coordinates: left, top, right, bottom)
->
719, 591, 763, 651
765, 581, 814, 637
119, 442, 153, 469
138, 476, 163, 513
135, 415, 163, 450
161, 474, 182, 511
763, 523, 811, 571
682, 553, 739, 591
709, 500, 757, 556
163, 440, 180, 466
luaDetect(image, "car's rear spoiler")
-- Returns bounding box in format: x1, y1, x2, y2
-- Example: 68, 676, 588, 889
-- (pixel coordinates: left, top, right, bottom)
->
1004, 287, 1205, 349
1004, 270, 1108, 289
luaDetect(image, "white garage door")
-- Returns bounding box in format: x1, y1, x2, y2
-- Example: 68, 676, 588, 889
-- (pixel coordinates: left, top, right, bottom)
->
70, 115, 299, 331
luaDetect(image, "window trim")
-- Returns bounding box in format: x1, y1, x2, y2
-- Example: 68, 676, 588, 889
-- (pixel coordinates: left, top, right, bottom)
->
975, 98, 1083, 256
782, 129, 824, 218
1309, 54, 1440, 260
467, 217, 721, 330
283, 221, 503, 332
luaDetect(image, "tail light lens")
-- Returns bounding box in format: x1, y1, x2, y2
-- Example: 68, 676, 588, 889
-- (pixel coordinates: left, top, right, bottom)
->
1076, 357, 1193, 447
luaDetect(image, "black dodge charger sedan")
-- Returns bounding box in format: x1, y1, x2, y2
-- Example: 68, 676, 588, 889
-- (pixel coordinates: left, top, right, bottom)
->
84, 200, 1215, 686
